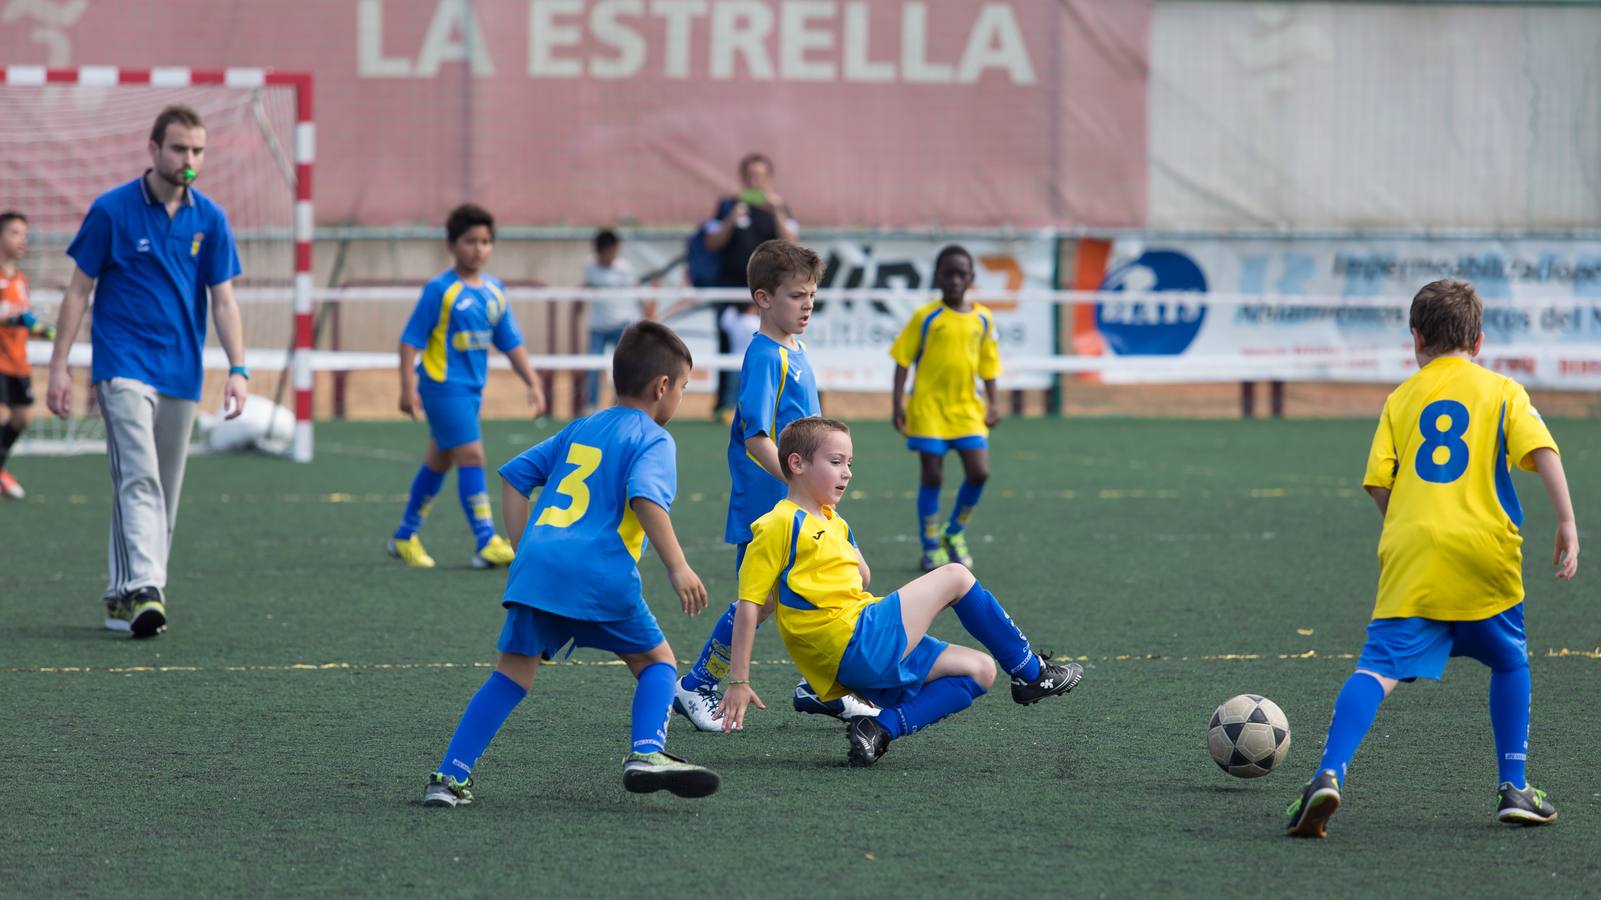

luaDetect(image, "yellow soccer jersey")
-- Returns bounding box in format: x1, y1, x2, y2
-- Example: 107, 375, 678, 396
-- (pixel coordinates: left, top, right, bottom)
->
888, 300, 1002, 440
739, 499, 875, 702
1362, 357, 1558, 621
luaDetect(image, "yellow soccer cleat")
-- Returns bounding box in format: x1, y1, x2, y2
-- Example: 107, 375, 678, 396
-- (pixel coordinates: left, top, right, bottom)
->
472, 534, 517, 569
387, 535, 437, 569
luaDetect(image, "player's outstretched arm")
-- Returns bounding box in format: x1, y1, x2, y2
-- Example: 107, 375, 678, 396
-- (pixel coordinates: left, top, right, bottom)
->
630, 497, 707, 615
503, 345, 545, 417
720, 599, 767, 732
743, 434, 785, 481
45, 266, 95, 419
1529, 448, 1579, 580
502, 478, 531, 547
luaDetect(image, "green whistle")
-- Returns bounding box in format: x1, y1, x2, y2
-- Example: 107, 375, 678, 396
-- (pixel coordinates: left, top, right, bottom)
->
183, 168, 197, 182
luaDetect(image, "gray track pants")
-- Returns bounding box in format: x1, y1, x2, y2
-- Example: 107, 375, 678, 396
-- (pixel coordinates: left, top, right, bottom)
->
96, 378, 197, 602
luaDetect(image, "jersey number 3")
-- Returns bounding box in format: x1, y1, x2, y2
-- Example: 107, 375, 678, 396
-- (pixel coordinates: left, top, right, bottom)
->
535, 443, 603, 528
1415, 400, 1470, 484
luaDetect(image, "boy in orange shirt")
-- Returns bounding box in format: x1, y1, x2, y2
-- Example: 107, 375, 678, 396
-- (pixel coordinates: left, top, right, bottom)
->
0, 211, 53, 499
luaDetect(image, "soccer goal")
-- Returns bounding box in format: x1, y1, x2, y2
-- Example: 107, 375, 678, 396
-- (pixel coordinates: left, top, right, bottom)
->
0, 67, 315, 462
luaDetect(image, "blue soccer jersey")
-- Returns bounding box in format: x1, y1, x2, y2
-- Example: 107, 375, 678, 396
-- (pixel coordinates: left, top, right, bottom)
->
498, 407, 677, 621
400, 269, 523, 392
725, 333, 820, 544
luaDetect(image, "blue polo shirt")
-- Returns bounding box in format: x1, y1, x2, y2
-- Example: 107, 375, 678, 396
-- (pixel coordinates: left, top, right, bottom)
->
66, 173, 242, 401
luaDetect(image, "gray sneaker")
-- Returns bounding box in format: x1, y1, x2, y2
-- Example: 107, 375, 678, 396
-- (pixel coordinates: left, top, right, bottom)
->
622, 751, 720, 798
422, 772, 474, 807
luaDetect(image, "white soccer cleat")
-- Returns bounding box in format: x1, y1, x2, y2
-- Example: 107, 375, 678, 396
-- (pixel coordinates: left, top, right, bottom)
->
672, 680, 725, 732
793, 679, 880, 719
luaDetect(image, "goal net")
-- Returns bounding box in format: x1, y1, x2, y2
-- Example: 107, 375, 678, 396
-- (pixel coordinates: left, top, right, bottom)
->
0, 67, 313, 461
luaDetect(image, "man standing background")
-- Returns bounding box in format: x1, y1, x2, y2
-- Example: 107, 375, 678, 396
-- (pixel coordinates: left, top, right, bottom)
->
46, 105, 249, 639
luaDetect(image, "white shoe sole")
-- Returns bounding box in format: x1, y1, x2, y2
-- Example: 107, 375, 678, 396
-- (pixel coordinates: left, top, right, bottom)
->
104, 617, 131, 633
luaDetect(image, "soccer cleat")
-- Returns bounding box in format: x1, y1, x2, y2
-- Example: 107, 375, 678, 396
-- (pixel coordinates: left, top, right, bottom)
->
471, 534, 517, 569
942, 531, 973, 568
793, 679, 880, 719
1010, 656, 1083, 705
1286, 770, 1342, 838
0, 470, 24, 500
1496, 782, 1557, 826
920, 545, 950, 572
387, 535, 436, 569
672, 680, 725, 733
126, 587, 166, 639
846, 715, 892, 767
103, 595, 132, 633
622, 751, 720, 798
422, 772, 474, 807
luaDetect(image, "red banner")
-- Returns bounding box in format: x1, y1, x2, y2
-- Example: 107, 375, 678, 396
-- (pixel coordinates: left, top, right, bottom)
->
1, 1, 1148, 228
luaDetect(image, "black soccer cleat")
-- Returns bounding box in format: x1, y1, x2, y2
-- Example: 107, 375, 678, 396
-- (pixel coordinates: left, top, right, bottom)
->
1010, 657, 1083, 705
846, 715, 891, 767
1285, 770, 1342, 838
1496, 782, 1557, 826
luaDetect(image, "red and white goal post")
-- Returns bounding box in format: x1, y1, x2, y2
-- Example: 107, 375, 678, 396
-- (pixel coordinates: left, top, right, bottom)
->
0, 66, 315, 462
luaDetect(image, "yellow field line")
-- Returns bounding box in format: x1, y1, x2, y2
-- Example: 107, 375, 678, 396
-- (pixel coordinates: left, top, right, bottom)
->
2, 647, 1595, 675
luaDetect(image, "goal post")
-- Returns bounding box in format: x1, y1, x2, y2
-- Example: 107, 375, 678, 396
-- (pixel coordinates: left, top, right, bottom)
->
0, 66, 315, 462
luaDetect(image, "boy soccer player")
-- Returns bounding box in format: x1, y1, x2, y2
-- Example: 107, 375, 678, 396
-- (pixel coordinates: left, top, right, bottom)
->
0, 211, 50, 499
718, 417, 1084, 766
390, 204, 545, 569
672, 240, 876, 731
423, 321, 720, 806
1285, 279, 1579, 838
889, 245, 1002, 571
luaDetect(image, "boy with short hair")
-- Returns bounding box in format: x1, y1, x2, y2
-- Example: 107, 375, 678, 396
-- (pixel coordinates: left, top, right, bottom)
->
0, 210, 50, 499
423, 320, 720, 806
889, 245, 1002, 571
1286, 278, 1579, 838
390, 203, 545, 570
673, 240, 877, 730
582, 228, 638, 412
717, 416, 1083, 765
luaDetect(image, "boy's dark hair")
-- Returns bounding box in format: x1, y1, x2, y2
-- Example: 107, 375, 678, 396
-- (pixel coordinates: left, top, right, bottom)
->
150, 105, 204, 147
746, 239, 824, 298
593, 229, 620, 253
738, 152, 773, 177
1410, 279, 1482, 354
934, 244, 974, 273
0, 211, 26, 232
446, 204, 495, 244
777, 416, 850, 479
613, 320, 693, 398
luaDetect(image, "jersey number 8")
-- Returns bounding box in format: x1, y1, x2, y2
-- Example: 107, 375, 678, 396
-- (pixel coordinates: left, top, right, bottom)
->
535, 444, 603, 528
1415, 400, 1470, 484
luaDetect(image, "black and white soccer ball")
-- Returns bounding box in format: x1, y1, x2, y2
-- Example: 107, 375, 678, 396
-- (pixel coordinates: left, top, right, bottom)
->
1207, 694, 1291, 778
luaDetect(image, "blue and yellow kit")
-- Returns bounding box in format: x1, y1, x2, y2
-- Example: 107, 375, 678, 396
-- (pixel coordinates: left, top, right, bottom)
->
888, 300, 1002, 441
1362, 357, 1558, 622
725, 333, 820, 543
738, 499, 874, 701
400, 269, 524, 391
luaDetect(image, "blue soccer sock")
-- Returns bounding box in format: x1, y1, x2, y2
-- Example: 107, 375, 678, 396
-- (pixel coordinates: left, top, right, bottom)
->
917, 484, 943, 550
1489, 665, 1531, 788
394, 464, 447, 541
946, 479, 986, 536
880, 675, 987, 739
1316, 672, 1387, 785
436, 670, 527, 781
952, 580, 1041, 682
631, 662, 678, 754
457, 465, 496, 548
681, 602, 741, 691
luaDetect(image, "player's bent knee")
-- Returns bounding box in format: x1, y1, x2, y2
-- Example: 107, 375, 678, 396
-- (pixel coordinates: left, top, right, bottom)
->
970, 654, 998, 689
940, 563, 976, 596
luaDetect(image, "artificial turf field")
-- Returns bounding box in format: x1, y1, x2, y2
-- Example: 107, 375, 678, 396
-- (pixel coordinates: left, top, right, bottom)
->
1, 415, 1597, 898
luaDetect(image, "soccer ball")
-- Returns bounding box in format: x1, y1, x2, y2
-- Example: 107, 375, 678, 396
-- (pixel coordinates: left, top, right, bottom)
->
1207, 694, 1291, 778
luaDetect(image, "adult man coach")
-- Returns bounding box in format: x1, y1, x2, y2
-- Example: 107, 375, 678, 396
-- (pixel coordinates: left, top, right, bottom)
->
45, 105, 249, 639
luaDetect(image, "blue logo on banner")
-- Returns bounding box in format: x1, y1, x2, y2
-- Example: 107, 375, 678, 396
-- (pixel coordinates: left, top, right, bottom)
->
1096, 250, 1208, 355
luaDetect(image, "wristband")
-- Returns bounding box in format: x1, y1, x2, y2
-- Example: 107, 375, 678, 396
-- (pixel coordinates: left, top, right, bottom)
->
726, 679, 750, 686
229, 365, 250, 380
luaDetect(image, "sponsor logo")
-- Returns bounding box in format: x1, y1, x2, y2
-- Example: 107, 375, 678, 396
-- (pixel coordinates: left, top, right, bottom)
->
1095, 249, 1208, 356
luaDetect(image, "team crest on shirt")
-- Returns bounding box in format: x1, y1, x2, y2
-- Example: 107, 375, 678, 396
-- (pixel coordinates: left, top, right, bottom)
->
137, 237, 152, 253
191, 233, 204, 256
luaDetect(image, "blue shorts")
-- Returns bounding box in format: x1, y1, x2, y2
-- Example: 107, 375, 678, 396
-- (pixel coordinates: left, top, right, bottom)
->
420, 386, 482, 451
1356, 604, 1528, 681
907, 435, 988, 456
497, 603, 665, 659
836, 592, 949, 707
